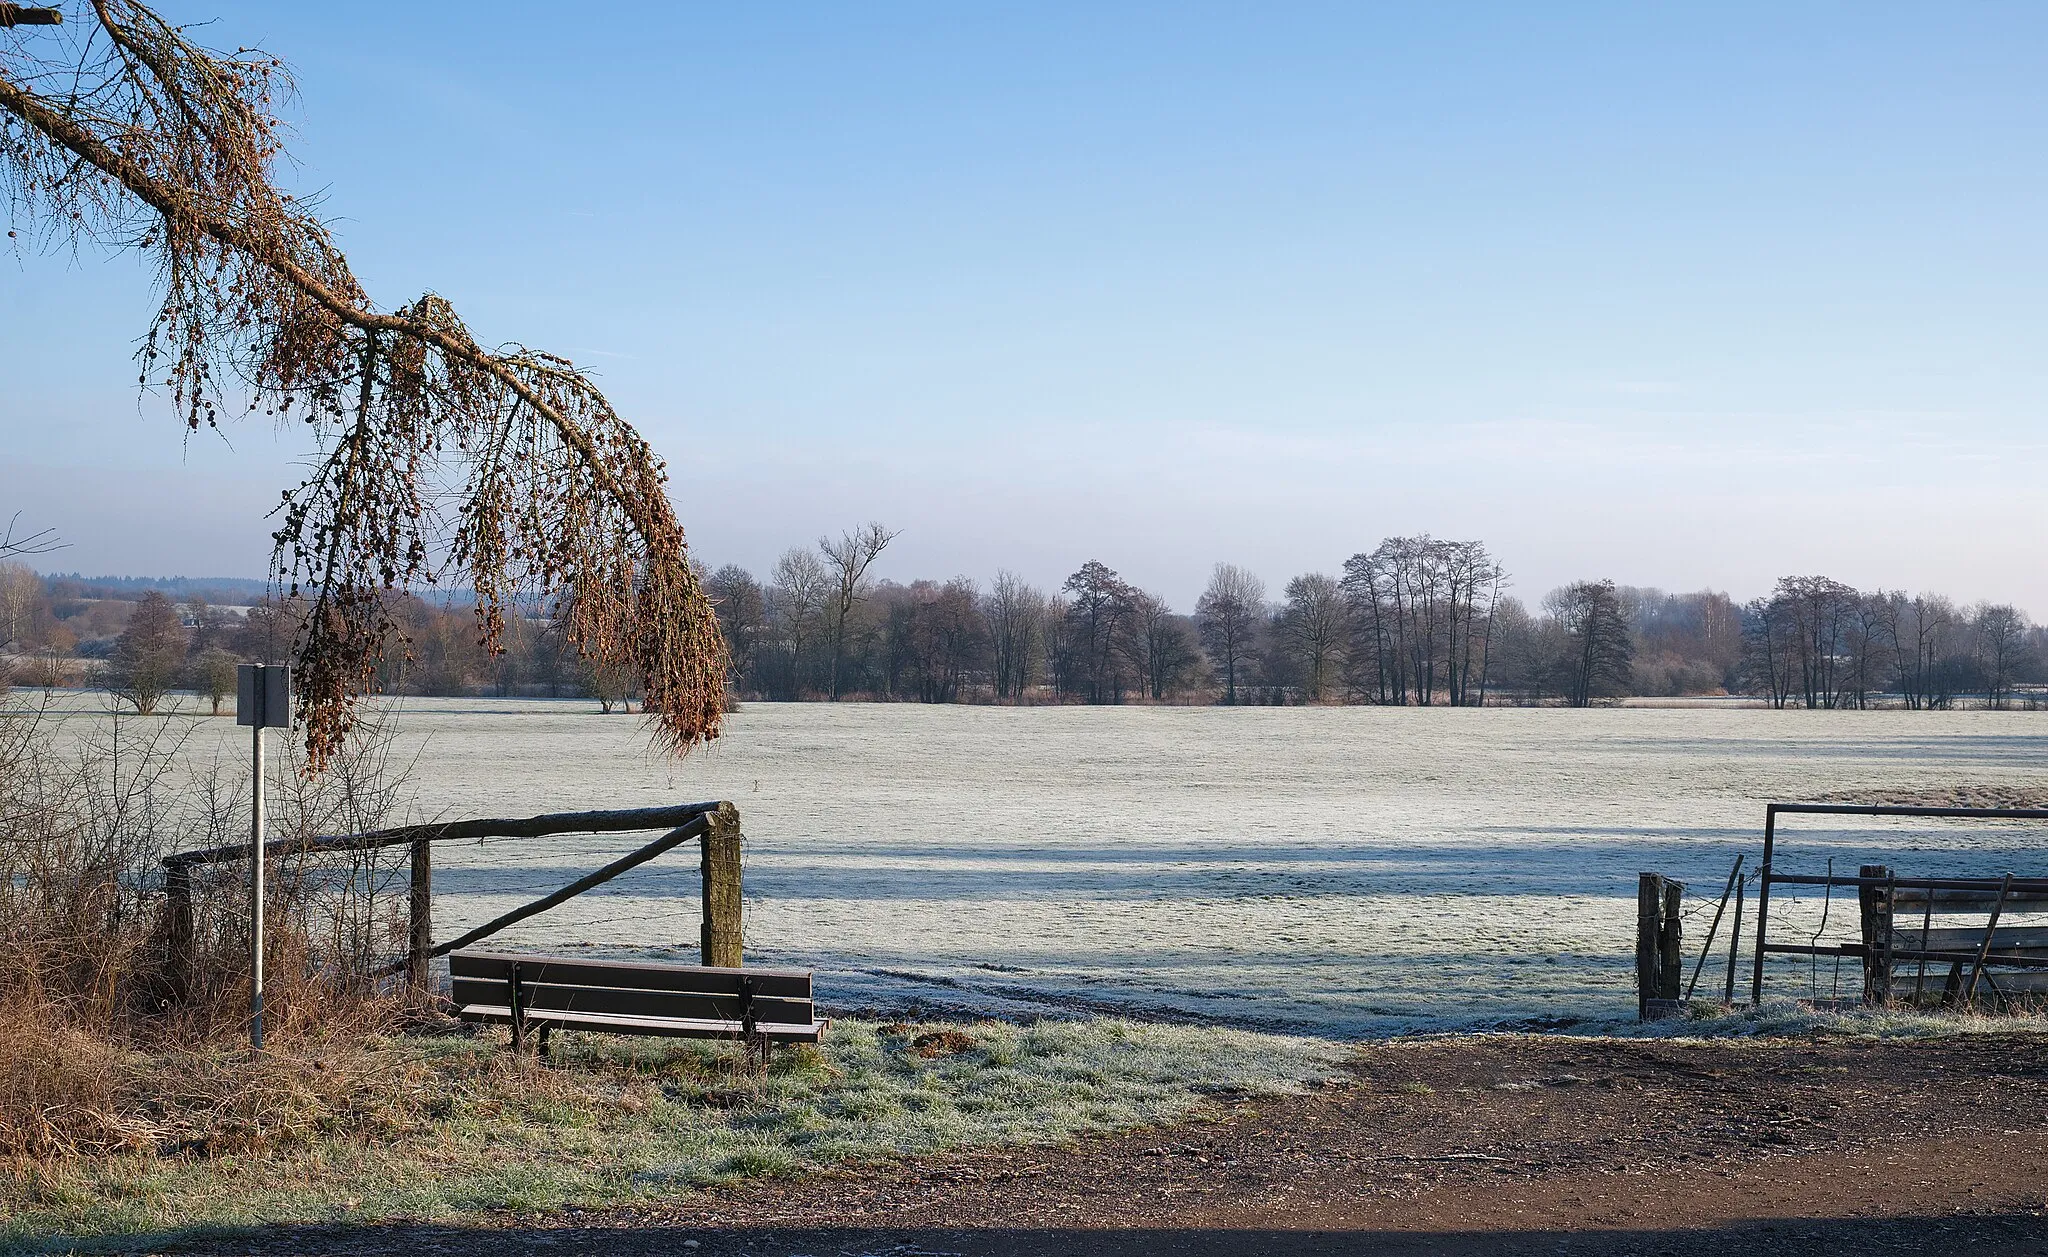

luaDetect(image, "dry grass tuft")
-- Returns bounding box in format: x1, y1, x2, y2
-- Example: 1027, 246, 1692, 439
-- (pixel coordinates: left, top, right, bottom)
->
0, 990, 423, 1165
910, 1028, 979, 1059
0, 1000, 152, 1161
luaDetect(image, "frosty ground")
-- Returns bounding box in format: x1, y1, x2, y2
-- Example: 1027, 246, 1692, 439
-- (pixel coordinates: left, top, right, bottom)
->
127, 696, 2048, 1034
17, 699, 2048, 1252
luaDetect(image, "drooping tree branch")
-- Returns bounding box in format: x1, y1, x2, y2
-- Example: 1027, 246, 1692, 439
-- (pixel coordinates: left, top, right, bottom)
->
0, 7, 62, 29
0, 2, 727, 766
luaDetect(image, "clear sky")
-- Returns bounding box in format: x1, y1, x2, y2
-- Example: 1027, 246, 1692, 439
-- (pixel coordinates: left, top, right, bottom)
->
4, 3, 2046, 613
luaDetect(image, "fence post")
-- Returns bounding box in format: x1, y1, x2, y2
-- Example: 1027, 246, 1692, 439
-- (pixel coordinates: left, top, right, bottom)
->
409, 838, 433, 996
701, 802, 743, 968
1637, 872, 1665, 1020
164, 861, 193, 999
1857, 863, 1892, 1006
1723, 871, 1746, 1004
1660, 879, 1684, 1001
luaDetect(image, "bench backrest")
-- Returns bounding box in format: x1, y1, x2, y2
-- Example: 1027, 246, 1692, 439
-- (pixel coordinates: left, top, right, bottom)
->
449, 950, 815, 1026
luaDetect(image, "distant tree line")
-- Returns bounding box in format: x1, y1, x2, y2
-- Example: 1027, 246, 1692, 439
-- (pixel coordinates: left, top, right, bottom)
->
1738, 578, 2037, 710
691, 531, 2047, 710
3, 539, 2044, 710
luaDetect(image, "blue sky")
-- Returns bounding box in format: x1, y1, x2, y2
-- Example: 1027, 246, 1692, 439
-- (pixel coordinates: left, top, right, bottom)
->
5, 3, 2047, 612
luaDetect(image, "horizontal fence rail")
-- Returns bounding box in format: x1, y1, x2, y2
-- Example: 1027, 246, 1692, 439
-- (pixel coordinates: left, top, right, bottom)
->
1765, 874, 2048, 893
163, 801, 726, 868
1762, 803, 2048, 822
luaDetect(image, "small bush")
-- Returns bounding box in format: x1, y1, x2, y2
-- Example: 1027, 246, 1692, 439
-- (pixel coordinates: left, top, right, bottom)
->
0, 694, 428, 1167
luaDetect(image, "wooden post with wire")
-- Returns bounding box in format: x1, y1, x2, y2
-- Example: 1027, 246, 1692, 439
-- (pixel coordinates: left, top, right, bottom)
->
1637, 873, 1662, 1020
164, 861, 194, 999
409, 838, 433, 997
1857, 863, 1894, 1005
701, 802, 744, 967
1685, 854, 1743, 1001
1660, 880, 1683, 1001
1637, 872, 1686, 1019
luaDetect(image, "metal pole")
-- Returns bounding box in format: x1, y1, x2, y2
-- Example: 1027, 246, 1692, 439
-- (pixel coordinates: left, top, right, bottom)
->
1686, 853, 1743, 1000
1723, 869, 1745, 1004
237, 661, 287, 1051
250, 718, 265, 1050
1750, 805, 1777, 1005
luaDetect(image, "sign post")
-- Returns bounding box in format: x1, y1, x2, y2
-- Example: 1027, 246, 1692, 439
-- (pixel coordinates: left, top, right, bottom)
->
236, 663, 290, 1050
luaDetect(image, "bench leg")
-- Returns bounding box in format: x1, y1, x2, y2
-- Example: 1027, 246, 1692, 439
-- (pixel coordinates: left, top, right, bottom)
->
509, 963, 526, 1054
537, 1023, 553, 1060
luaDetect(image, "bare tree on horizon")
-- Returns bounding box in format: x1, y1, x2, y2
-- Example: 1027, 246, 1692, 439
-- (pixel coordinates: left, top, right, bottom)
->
1278, 573, 1347, 702
983, 569, 1048, 702
1196, 564, 1265, 705
771, 547, 831, 699
820, 523, 899, 700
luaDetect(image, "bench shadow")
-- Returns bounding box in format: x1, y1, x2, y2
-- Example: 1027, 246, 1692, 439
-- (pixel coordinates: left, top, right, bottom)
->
142, 1213, 2048, 1257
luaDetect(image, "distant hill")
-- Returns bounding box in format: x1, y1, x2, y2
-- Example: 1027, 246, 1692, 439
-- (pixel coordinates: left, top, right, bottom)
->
34, 572, 485, 607
39, 573, 273, 603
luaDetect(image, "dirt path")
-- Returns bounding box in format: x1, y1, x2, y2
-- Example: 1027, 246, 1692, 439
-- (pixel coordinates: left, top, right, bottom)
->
161, 1034, 2048, 1256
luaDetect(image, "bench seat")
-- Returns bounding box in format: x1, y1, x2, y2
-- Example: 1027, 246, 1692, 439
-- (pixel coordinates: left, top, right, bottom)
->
456, 1003, 829, 1042
450, 949, 826, 1049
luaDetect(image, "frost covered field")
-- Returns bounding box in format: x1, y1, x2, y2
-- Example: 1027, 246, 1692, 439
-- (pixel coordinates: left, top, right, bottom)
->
129, 700, 2048, 1035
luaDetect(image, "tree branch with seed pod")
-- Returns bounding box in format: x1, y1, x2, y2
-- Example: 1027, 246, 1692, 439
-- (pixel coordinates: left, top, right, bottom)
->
0, 2, 728, 767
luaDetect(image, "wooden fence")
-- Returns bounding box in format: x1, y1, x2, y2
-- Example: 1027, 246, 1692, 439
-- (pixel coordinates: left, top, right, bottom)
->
162, 800, 744, 997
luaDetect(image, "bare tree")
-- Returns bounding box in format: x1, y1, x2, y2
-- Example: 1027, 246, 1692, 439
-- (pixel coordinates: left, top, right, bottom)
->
1771, 576, 1859, 709
982, 569, 1048, 702
0, 560, 41, 647
1062, 560, 1135, 703
1, 4, 726, 765
1975, 603, 2031, 710
706, 564, 768, 693
584, 660, 634, 714
1478, 595, 1542, 702
192, 646, 237, 715
0, 512, 62, 561
1278, 573, 1347, 702
1195, 563, 1265, 705
1547, 580, 1632, 707
1340, 536, 1501, 705
1044, 594, 1079, 700
893, 577, 986, 703
1124, 590, 1201, 701
1741, 595, 1797, 708
107, 589, 184, 714
1442, 540, 1504, 706
820, 522, 898, 700
770, 547, 831, 699
1835, 593, 1891, 710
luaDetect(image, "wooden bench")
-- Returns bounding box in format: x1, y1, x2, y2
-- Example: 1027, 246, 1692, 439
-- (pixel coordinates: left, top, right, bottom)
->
449, 950, 826, 1054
